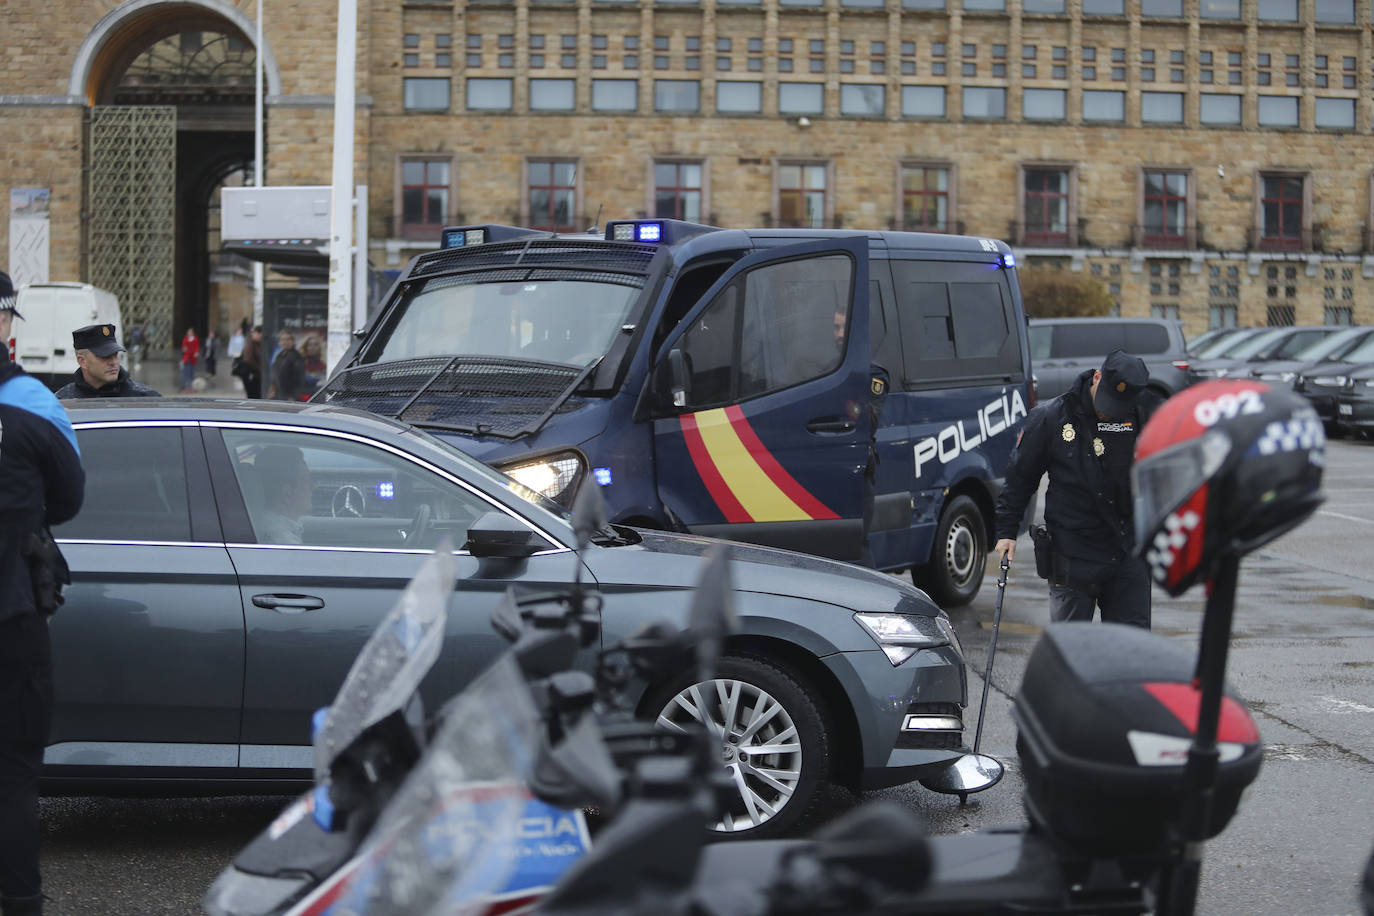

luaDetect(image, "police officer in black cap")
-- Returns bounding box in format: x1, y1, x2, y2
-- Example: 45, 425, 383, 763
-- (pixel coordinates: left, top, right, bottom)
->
993, 348, 1163, 629
53, 324, 159, 399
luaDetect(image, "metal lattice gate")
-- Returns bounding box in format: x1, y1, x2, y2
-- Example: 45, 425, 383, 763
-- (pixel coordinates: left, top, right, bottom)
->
87, 106, 176, 354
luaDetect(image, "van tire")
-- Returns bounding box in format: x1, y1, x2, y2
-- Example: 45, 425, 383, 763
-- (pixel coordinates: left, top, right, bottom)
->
915, 494, 987, 608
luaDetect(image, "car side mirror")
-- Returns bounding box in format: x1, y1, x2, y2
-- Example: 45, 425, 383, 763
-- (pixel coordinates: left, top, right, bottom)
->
654, 348, 691, 410
464, 511, 541, 559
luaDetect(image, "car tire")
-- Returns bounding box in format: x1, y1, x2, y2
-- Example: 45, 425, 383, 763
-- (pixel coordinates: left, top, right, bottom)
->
648, 654, 830, 839
914, 494, 987, 608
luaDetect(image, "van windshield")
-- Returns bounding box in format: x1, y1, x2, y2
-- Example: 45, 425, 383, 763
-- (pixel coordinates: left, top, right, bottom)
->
365, 275, 642, 368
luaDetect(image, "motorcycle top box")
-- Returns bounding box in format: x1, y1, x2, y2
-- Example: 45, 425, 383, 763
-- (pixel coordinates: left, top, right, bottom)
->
1012, 623, 1263, 858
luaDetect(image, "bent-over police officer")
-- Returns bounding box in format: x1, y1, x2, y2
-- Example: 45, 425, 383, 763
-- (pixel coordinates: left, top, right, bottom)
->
0, 271, 84, 916
993, 349, 1161, 629
53, 324, 159, 399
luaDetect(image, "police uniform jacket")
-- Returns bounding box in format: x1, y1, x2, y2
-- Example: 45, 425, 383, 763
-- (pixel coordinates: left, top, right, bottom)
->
994, 368, 1161, 565
0, 353, 84, 622
54, 368, 160, 399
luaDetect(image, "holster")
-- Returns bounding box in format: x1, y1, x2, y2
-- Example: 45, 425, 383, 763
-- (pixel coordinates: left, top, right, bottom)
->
20, 528, 70, 616
1029, 525, 1054, 580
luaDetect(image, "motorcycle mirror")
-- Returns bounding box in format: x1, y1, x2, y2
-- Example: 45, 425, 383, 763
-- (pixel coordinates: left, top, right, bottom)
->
571, 479, 609, 553
688, 545, 738, 681
919, 752, 1005, 801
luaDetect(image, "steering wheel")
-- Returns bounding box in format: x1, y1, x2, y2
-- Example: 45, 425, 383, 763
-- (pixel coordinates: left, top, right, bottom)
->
404, 503, 432, 548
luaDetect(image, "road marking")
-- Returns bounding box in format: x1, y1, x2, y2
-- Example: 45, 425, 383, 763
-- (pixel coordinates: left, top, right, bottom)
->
1318, 695, 1374, 714
1316, 510, 1374, 526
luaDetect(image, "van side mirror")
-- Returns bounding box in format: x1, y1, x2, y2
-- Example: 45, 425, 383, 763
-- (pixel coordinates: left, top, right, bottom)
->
464, 511, 541, 558
654, 348, 692, 410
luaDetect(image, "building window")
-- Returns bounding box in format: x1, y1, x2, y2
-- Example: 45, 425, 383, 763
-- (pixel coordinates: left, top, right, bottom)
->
901, 164, 952, 231
1023, 88, 1066, 120
1315, 0, 1355, 22
963, 87, 1006, 119
527, 160, 577, 232
399, 159, 450, 239
655, 80, 701, 113
963, 0, 1007, 10
1258, 0, 1298, 16
840, 84, 886, 117
591, 79, 637, 110
1141, 170, 1189, 247
1259, 173, 1306, 250
777, 163, 828, 228
404, 33, 420, 48
1083, 0, 1125, 11
779, 82, 824, 115
1024, 0, 1066, 11
717, 81, 763, 113
1257, 95, 1299, 128
902, 86, 946, 117
530, 78, 575, 111
1141, 0, 1183, 13
1200, 93, 1242, 124
1201, 0, 1241, 15
404, 77, 450, 112
465, 78, 511, 110
1141, 91, 1184, 123
654, 162, 703, 220
1325, 306, 1353, 325
1315, 97, 1356, 129
903, 0, 947, 8
404, 53, 419, 68
1022, 167, 1072, 244
1210, 304, 1238, 328
1082, 89, 1125, 121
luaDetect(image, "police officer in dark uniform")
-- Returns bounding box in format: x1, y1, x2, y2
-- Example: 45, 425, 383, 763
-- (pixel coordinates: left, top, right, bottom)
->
0, 270, 85, 916
53, 324, 160, 399
993, 349, 1161, 629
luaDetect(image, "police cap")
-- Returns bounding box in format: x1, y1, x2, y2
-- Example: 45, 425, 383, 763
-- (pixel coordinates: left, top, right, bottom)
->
1094, 348, 1149, 420
0, 270, 21, 319
73, 323, 125, 358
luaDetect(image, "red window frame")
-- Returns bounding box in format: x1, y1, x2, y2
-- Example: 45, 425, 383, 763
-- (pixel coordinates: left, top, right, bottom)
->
1023, 168, 1069, 244
1260, 174, 1304, 251
653, 162, 703, 221
528, 160, 578, 232
400, 160, 449, 240
1142, 170, 1188, 247
902, 166, 950, 232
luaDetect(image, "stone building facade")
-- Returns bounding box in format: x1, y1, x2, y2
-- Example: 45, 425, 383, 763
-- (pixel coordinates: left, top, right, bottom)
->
2, 0, 1373, 341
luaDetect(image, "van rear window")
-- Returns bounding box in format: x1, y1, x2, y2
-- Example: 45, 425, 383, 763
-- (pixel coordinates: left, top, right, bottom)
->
892, 260, 1022, 384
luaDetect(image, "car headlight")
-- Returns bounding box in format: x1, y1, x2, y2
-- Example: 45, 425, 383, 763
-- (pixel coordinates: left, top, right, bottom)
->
1313, 376, 1347, 388
854, 612, 958, 667
1256, 371, 1296, 383
497, 451, 585, 505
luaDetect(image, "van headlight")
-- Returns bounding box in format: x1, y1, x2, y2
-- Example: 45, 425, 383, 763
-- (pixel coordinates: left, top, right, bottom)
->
854, 613, 959, 667
496, 451, 585, 505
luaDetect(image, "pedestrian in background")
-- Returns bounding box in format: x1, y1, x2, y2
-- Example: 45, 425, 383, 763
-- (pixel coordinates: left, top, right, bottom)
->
227, 322, 245, 365
179, 327, 200, 393
54, 324, 159, 398
993, 349, 1162, 629
234, 325, 262, 399
204, 328, 219, 377
127, 323, 146, 373
268, 330, 306, 401
0, 269, 85, 916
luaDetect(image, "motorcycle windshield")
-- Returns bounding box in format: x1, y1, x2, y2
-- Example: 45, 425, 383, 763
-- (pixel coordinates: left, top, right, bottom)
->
313, 544, 454, 781
327, 653, 590, 916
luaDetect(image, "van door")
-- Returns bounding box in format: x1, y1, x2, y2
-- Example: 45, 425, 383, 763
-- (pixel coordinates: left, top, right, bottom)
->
648, 237, 871, 562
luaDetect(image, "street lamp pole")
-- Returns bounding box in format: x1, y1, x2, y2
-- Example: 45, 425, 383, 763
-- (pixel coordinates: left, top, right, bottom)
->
326, 0, 358, 373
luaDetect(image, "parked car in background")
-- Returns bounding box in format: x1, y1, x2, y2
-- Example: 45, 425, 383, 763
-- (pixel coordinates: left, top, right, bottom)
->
1028, 316, 1191, 401
46, 399, 973, 838
1189, 327, 1269, 360
1334, 363, 1374, 437
1246, 326, 1374, 386
1294, 333, 1374, 433
1186, 326, 1248, 356
1187, 325, 1344, 383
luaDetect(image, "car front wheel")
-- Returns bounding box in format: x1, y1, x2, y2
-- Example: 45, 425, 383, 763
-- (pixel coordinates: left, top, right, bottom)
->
651, 655, 830, 838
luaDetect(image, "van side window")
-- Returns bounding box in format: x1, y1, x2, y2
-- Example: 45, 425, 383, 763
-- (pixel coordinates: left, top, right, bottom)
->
737, 255, 852, 398
678, 282, 740, 407
893, 260, 1022, 383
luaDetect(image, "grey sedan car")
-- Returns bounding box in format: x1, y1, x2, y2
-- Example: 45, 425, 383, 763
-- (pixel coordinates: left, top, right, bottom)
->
47, 399, 968, 837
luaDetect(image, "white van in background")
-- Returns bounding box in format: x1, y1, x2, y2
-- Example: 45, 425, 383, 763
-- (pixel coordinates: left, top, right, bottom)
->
11, 283, 122, 390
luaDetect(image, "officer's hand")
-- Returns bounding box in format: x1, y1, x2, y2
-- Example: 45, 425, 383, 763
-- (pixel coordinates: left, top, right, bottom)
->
994, 538, 1017, 563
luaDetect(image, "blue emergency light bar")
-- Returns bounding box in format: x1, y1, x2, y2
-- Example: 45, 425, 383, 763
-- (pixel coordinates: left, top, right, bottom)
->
1002, 252, 1016, 268
603, 219, 717, 246
439, 224, 549, 249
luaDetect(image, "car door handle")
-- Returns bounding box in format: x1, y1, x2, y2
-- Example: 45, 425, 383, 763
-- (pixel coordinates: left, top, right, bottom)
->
252, 594, 326, 614
807, 416, 856, 434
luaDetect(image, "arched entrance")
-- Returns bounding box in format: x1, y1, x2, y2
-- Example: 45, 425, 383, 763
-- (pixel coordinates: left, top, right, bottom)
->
71, 0, 281, 354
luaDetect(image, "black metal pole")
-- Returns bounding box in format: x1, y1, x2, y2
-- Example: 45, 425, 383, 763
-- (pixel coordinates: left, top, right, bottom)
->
1161, 551, 1240, 916
972, 552, 1011, 755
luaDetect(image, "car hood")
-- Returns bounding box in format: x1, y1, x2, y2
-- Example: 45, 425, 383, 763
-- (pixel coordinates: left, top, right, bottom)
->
589, 529, 942, 618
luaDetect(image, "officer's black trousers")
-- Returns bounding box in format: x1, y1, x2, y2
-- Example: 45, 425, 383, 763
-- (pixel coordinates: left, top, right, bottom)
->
1048, 555, 1152, 629
0, 613, 52, 904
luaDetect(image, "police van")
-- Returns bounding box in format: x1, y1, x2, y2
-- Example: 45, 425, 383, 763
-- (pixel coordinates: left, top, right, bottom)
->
318, 220, 1032, 606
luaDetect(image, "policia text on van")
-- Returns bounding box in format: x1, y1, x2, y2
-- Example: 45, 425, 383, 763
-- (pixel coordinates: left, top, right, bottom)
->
317, 220, 1033, 606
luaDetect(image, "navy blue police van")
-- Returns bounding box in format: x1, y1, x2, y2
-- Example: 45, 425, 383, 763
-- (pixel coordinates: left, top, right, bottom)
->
316, 219, 1032, 606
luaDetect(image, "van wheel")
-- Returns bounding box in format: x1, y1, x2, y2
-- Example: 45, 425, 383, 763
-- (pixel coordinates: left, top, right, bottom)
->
648, 655, 830, 839
915, 494, 987, 608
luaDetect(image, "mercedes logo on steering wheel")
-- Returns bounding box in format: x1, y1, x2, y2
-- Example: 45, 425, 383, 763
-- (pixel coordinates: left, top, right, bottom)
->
331, 485, 365, 518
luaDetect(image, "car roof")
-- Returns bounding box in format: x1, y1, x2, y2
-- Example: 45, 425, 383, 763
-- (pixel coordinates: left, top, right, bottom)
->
63, 397, 414, 438
1029, 316, 1177, 325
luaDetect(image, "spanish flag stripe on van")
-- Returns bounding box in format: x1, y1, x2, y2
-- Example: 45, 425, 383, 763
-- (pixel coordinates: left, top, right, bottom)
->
682, 408, 838, 523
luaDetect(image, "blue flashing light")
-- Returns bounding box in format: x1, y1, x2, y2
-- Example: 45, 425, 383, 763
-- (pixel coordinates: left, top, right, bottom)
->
593, 467, 613, 486
1002, 252, 1016, 268
636, 222, 663, 242
377, 481, 395, 499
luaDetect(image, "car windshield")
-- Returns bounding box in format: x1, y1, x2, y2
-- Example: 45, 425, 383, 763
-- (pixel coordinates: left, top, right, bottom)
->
1294, 328, 1364, 361
1196, 330, 1256, 358
364, 275, 642, 368
1337, 335, 1374, 365
1221, 328, 1287, 359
